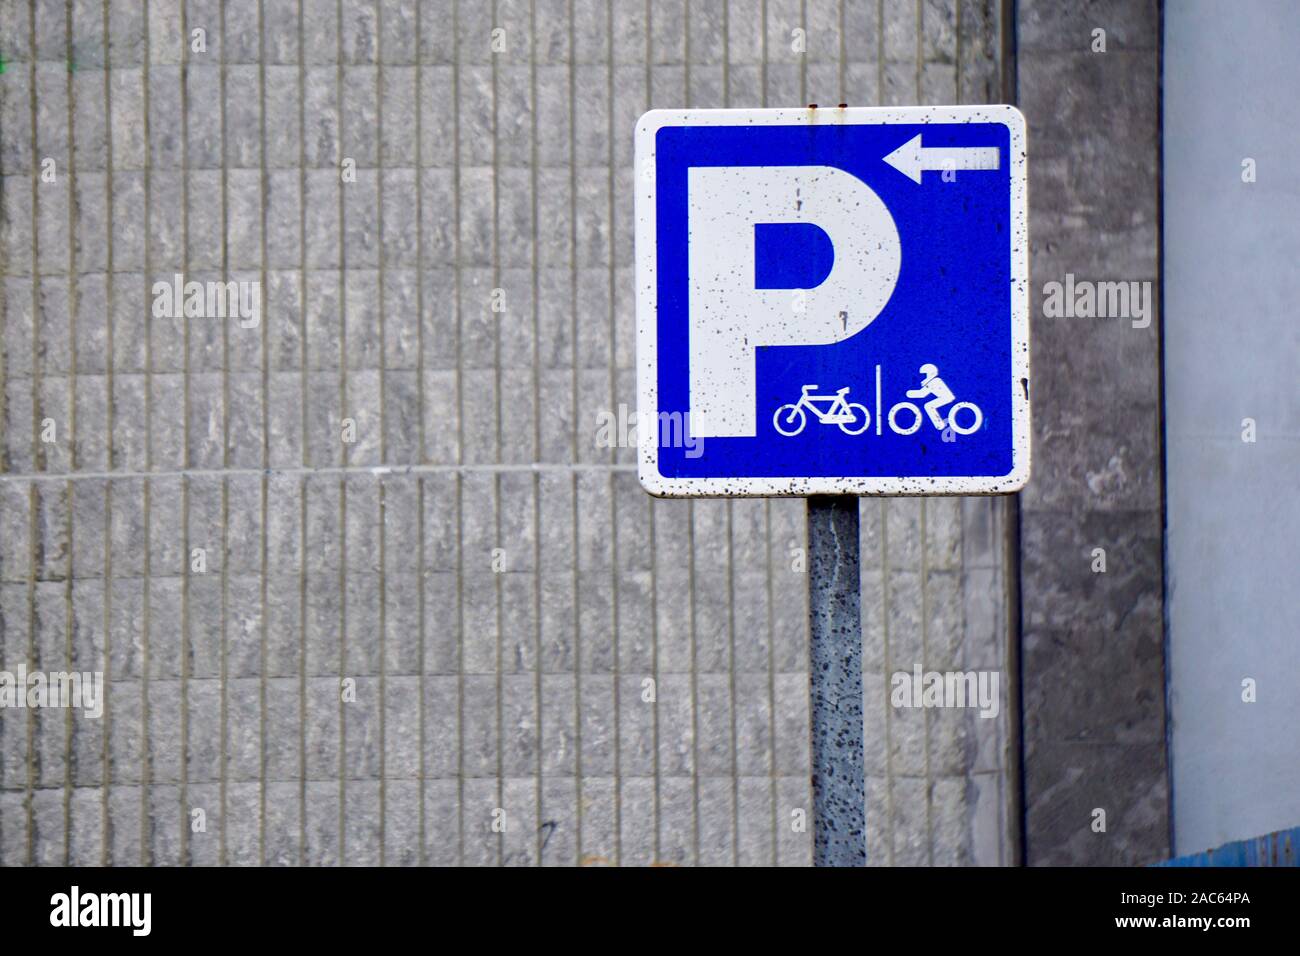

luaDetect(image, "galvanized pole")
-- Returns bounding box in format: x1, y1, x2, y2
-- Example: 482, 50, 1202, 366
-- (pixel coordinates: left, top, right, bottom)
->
807, 495, 865, 866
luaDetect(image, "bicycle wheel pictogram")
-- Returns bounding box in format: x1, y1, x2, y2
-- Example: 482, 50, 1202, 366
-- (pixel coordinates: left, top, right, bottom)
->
773, 403, 808, 436
946, 401, 982, 435
838, 403, 871, 435
888, 402, 924, 435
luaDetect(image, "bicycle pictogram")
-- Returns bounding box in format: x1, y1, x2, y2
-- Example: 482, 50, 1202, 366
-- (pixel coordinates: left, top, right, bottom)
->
773, 385, 871, 436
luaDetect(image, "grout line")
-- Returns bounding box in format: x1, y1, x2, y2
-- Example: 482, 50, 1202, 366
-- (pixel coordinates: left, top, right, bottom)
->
725, 498, 740, 864
336, 480, 347, 859
180, 467, 191, 867
605, 0, 622, 868
24, 484, 36, 865
378, 478, 388, 865
451, 0, 466, 869
22, 0, 39, 867
97, 0, 115, 869
297, 474, 307, 866
178, 0, 193, 866
256, 0, 270, 868
454, 474, 464, 866
413, 5, 427, 470
140, 484, 152, 867
60, 483, 73, 859
179, 0, 190, 484
376, 0, 388, 473
490, 0, 504, 868
259, 486, 275, 862
27, 1, 43, 478
764, 499, 779, 864
295, 0, 309, 868
64, 12, 79, 478
61, 0, 79, 865
334, 0, 348, 865
219, 472, 229, 865
100, 478, 112, 865
414, 0, 428, 870
217, 0, 231, 870
566, 0, 583, 866
922, 501, 934, 864
138, 0, 154, 867
376, 0, 388, 869
880, 500, 895, 866
529, 0, 544, 868
417, 474, 428, 866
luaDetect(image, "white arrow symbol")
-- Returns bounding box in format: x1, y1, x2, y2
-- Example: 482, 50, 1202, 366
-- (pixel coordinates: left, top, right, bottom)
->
882, 134, 1000, 184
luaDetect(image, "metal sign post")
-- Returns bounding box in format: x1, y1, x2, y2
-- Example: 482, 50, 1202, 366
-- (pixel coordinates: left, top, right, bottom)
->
634, 105, 1030, 867
807, 495, 864, 866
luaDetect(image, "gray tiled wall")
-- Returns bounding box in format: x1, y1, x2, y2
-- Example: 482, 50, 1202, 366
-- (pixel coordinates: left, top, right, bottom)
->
0, 0, 1014, 866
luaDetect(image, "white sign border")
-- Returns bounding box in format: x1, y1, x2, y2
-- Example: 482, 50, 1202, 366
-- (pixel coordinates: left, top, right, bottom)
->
635, 105, 1031, 498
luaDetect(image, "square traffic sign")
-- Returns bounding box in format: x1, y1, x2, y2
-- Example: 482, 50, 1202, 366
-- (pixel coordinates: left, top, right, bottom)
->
635, 106, 1030, 497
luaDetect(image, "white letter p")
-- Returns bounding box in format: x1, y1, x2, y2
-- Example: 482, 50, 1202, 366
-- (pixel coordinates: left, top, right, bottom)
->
687, 165, 901, 437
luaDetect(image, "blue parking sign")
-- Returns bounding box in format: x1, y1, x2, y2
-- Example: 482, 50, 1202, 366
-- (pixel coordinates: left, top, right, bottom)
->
635, 106, 1030, 497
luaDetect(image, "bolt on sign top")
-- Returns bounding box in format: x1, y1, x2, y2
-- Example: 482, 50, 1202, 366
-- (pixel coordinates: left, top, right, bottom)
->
634, 105, 1031, 497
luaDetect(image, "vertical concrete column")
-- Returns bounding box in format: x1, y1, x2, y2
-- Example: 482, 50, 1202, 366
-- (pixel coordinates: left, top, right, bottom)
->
1015, 0, 1169, 864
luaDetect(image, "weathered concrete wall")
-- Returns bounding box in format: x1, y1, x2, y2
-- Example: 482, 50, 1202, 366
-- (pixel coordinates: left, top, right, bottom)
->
1016, 0, 1169, 865
0, 0, 1015, 866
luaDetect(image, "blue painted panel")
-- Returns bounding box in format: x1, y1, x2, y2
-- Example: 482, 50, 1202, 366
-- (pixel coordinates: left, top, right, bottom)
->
654, 121, 1015, 481
1155, 826, 1300, 867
